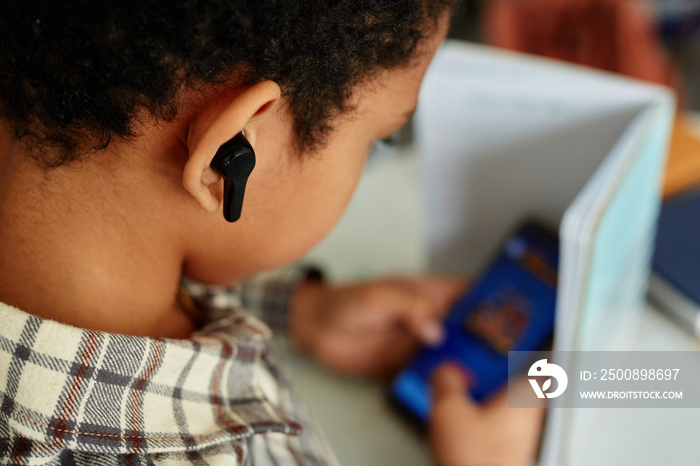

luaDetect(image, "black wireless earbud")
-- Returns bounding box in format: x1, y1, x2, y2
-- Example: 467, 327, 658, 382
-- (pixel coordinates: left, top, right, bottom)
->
210, 132, 256, 222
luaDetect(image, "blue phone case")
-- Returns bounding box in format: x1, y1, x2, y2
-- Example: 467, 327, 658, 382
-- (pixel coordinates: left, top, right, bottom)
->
390, 222, 559, 423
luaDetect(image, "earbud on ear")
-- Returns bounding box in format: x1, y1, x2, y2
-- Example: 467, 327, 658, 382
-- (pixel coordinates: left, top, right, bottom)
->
210, 132, 255, 222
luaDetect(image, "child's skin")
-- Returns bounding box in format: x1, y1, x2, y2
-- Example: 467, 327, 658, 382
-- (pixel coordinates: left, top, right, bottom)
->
0, 10, 542, 466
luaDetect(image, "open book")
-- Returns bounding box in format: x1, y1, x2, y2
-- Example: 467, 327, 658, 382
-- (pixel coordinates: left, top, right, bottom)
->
414, 40, 675, 466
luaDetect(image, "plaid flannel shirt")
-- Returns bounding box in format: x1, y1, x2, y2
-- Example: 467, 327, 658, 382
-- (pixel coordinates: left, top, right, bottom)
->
0, 266, 339, 466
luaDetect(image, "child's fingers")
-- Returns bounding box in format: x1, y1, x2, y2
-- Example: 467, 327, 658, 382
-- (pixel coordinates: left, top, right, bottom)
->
348, 278, 461, 345
390, 286, 444, 345
411, 276, 469, 316
430, 362, 468, 400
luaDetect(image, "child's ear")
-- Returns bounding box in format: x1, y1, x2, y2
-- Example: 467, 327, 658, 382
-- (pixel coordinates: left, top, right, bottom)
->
183, 80, 280, 213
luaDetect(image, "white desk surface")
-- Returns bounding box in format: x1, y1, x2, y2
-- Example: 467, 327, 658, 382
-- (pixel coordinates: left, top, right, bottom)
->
277, 145, 700, 466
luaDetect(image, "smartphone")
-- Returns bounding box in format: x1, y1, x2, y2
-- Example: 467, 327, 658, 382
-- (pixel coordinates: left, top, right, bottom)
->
389, 221, 559, 424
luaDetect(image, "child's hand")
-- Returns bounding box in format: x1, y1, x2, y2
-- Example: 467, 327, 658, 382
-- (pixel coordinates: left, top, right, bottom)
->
290, 276, 467, 377
429, 363, 545, 466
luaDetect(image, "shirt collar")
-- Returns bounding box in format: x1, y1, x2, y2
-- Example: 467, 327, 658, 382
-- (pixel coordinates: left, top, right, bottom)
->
0, 284, 301, 456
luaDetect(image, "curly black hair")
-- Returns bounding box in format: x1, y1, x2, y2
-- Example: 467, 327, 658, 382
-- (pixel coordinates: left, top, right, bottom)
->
0, 0, 454, 168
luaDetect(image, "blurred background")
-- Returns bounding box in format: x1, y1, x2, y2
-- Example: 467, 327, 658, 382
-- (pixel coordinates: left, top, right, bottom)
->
385, 0, 700, 207
452, 0, 697, 108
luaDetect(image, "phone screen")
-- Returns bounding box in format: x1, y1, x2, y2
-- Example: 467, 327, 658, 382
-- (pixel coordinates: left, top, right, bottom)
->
390, 222, 559, 423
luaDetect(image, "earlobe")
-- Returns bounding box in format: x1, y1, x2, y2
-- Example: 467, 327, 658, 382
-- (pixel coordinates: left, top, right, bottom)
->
182, 80, 280, 215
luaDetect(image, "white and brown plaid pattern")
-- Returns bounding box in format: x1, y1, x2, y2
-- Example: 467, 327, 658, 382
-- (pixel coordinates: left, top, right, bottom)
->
0, 266, 338, 465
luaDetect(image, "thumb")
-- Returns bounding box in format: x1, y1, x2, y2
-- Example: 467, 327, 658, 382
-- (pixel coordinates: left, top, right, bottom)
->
431, 363, 472, 401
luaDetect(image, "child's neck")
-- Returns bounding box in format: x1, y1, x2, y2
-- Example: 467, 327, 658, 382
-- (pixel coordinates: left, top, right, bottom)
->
0, 130, 196, 339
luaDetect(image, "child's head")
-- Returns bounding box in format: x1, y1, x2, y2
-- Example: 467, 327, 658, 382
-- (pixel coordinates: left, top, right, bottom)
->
0, 1, 453, 286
